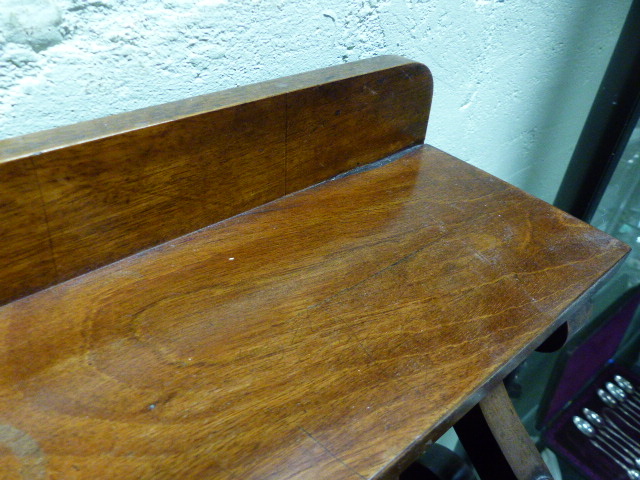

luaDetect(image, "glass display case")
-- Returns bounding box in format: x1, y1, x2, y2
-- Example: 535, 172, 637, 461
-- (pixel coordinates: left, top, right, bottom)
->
510, 2, 640, 478
592, 124, 640, 298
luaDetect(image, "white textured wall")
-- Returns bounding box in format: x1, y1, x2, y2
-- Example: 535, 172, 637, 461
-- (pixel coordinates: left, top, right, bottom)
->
0, 0, 631, 202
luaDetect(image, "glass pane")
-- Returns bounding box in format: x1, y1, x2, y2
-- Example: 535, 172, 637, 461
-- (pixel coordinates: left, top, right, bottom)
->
590, 121, 640, 317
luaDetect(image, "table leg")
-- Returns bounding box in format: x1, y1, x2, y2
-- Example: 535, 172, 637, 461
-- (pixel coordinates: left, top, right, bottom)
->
454, 382, 553, 480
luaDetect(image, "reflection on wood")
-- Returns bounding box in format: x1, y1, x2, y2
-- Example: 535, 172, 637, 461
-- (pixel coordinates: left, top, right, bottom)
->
0, 145, 628, 479
0, 55, 432, 305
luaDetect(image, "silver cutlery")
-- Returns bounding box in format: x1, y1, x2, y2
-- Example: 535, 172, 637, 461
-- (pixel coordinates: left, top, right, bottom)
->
616, 375, 636, 396
574, 416, 640, 479
573, 415, 640, 480
599, 388, 640, 426
608, 382, 640, 412
584, 408, 640, 455
603, 408, 640, 437
615, 376, 640, 403
575, 415, 640, 467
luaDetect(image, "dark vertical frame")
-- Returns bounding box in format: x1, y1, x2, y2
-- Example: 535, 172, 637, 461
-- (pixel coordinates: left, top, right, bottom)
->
554, 0, 640, 222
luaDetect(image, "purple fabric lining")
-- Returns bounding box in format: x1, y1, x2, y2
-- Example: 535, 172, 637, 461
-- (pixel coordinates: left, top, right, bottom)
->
542, 290, 640, 478
543, 294, 640, 425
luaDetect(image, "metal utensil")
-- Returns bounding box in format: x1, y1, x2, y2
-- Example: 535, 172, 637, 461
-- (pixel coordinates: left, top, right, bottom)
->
593, 442, 640, 480
574, 415, 640, 467
574, 416, 640, 479
615, 376, 640, 403
616, 375, 636, 395
605, 382, 640, 413
593, 443, 640, 480
608, 382, 640, 413
604, 408, 640, 437
599, 388, 640, 426
584, 408, 640, 454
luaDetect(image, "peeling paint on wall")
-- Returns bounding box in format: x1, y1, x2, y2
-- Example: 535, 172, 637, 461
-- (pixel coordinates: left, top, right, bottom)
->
0, 0, 632, 202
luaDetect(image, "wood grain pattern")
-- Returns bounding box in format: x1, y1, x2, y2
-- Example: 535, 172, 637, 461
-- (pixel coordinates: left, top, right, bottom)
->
0, 145, 628, 479
479, 383, 552, 480
535, 297, 592, 353
0, 55, 432, 305
0, 160, 57, 303
285, 62, 431, 191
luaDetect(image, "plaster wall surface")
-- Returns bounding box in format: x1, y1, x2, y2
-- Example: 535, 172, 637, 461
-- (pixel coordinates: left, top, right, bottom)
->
0, 0, 632, 202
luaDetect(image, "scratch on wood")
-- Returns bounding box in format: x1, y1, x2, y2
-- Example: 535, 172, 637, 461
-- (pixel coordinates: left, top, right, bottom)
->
298, 426, 365, 479
30, 158, 59, 282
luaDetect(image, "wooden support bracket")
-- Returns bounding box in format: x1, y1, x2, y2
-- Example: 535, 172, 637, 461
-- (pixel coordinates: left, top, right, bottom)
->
455, 382, 553, 480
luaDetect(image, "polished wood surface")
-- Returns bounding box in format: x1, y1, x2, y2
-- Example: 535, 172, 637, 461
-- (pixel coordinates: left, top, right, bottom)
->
0, 160, 56, 304
0, 145, 628, 479
0, 55, 431, 305
535, 297, 592, 353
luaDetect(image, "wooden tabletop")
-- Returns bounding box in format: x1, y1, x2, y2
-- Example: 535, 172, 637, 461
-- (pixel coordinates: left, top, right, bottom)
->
0, 144, 628, 479
0, 55, 431, 307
